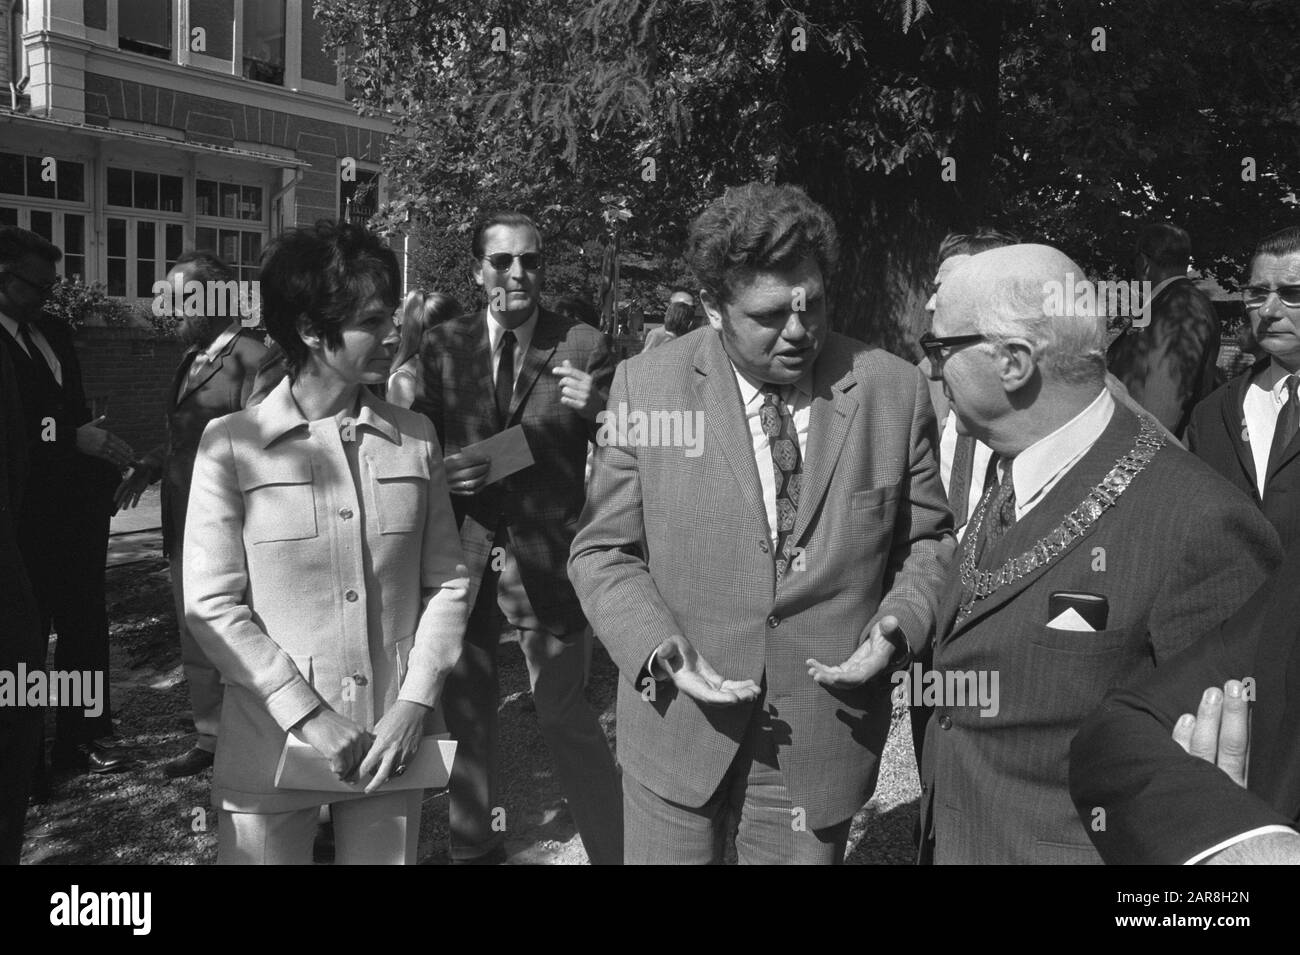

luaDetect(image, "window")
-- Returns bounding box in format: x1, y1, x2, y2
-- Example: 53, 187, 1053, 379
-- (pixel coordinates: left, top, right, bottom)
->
119, 0, 172, 59
107, 215, 186, 297
0, 207, 17, 226
242, 0, 285, 85
301, 5, 337, 85
106, 167, 184, 212
189, 0, 234, 60
0, 152, 86, 202
196, 178, 263, 221
195, 227, 262, 282
9, 1, 23, 86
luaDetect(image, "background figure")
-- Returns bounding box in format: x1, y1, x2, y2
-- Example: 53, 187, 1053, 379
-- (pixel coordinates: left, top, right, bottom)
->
114, 251, 282, 778
184, 221, 470, 865
0, 227, 135, 779
1108, 222, 1221, 439
1188, 226, 1300, 554
642, 293, 700, 350
413, 210, 623, 865
387, 290, 462, 410
551, 293, 602, 329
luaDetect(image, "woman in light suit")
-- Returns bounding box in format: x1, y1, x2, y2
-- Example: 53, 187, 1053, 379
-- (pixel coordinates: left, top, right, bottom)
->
184, 222, 469, 864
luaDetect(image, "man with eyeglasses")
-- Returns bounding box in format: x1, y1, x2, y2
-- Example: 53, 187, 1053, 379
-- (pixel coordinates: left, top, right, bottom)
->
918, 243, 1280, 864
0, 226, 136, 781
412, 210, 622, 864
1186, 226, 1300, 552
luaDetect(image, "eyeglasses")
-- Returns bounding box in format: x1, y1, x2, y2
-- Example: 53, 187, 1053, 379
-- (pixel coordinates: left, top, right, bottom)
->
3, 270, 57, 296
1242, 286, 1300, 310
919, 331, 988, 379
483, 252, 543, 272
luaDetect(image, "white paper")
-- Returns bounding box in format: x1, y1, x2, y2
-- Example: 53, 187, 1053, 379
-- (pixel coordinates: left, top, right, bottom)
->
274, 733, 457, 793
461, 425, 534, 485
1045, 607, 1096, 632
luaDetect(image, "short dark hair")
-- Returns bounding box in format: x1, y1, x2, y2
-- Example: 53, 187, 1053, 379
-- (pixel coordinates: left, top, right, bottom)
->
663, 300, 697, 336
686, 183, 838, 304
936, 228, 1019, 264
1251, 226, 1300, 270
0, 226, 62, 268
259, 220, 400, 378
172, 250, 236, 284
552, 293, 600, 328
470, 210, 543, 260
1136, 223, 1192, 271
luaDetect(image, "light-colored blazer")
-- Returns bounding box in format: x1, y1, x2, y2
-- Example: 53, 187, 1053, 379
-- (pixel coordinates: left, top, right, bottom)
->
184, 378, 469, 813
569, 329, 956, 830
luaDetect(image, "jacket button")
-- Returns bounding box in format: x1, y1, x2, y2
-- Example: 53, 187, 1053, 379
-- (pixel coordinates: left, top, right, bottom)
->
484, 533, 494, 543
344, 589, 358, 602
352, 673, 368, 687
767, 615, 780, 628
759, 540, 770, 553
338, 507, 353, 520
938, 715, 953, 730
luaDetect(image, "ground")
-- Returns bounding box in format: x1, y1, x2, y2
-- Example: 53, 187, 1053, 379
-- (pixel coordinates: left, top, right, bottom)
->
21, 489, 921, 864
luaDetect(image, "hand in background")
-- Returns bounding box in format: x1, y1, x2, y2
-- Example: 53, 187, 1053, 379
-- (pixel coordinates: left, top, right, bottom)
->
77, 415, 135, 470
444, 451, 490, 496
295, 707, 373, 782
1172, 680, 1250, 788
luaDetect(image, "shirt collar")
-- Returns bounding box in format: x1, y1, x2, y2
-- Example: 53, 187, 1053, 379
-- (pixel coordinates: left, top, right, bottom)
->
1008, 387, 1115, 508
255, 376, 399, 448
731, 360, 814, 409
1148, 274, 1185, 303
1251, 359, 1296, 400
191, 324, 242, 363
486, 307, 538, 356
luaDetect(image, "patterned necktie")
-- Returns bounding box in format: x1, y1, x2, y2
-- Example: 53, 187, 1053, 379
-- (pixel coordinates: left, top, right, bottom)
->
1267, 375, 1300, 477
975, 455, 1016, 569
760, 384, 803, 577
495, 329, 516, 429
18, 322, 57, 388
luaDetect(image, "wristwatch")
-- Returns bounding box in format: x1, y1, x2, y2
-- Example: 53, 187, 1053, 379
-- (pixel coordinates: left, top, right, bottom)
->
884, 627, 913, 673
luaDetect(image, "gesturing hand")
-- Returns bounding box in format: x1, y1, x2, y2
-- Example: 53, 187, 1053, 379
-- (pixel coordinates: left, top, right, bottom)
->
359, 700, 429, 794
652, 634, 761, 706
1172, 680, 1250, 788
113, 466, 153, 512
806, 615, 905, 688
77, 415, 135, 470
295, 707, 373, 782
444, 450, 490, 496
552, 360, 599, 420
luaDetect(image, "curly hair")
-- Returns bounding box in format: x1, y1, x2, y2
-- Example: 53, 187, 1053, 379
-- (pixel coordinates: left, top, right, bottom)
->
259, 220, 400, 378
686, 183, 838, 304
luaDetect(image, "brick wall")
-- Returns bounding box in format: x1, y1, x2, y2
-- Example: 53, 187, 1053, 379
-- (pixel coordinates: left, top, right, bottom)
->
74, 326, 185, 457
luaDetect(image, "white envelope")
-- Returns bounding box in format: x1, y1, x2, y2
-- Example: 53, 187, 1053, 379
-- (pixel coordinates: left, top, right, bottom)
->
1045, 607, 1096, 632
274, 733, 457, 793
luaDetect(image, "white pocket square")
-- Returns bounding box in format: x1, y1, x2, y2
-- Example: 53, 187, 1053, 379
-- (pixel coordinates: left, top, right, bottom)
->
1046, 607, 1096, 632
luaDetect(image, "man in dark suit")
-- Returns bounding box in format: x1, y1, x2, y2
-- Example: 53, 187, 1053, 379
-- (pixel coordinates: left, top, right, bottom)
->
114, 251, 280, 778
920, 244, 1281, 864
1187, 226, 1300, 552
0, 342, 42, 863
1071, 541, 1300, 864
413, 211, 622, 864
0, 226, 135, 776
570, 184, 955, 863
1108, 222, 1221, 440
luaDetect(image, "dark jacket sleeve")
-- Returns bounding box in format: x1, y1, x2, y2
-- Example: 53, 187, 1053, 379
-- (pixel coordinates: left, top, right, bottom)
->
1070, 542, 1300, 864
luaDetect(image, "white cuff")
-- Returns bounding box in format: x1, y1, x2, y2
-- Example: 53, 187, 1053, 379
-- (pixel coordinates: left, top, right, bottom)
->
1184, 825, 1298, 864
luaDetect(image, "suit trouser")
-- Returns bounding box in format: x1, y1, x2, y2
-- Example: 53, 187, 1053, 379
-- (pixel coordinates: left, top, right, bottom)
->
168, 545, 223, 752
0, 715, 42, 864
20, 489, 115, 749
216, 790, 422, 865
442, 544, 623, 864
623, 696, 852, 865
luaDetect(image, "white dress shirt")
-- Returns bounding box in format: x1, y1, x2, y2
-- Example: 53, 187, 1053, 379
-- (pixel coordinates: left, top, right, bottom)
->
1242, 360, 1298, 498
486, 307, 537, 389
1006, 387, 1115, 520
939, 412, 995, 542
0, 312, 64, 386
732, 363, 812, 550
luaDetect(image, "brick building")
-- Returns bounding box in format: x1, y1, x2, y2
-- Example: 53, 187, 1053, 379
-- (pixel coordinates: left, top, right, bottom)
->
0, 0, 401, 300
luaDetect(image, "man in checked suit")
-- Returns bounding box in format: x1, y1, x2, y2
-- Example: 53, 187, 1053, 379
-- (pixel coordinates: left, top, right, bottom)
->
919, 244, 1281, 864
570, 183, 955, 864
0, 227, 135, 778
1187, 226, 1300, 552
115, 251, 281, 778
413, 210, 622, 865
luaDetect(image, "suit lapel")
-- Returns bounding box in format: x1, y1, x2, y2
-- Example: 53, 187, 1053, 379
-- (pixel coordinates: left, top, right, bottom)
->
945, 405, 1145, 639
178, 330, 242, 405
695, 334, 770, 538
1223, 362, 1259, 493
171, 350, 199, 407
789, 347, 859, 548
464, 315, 497, 429
508, 308, 558, 422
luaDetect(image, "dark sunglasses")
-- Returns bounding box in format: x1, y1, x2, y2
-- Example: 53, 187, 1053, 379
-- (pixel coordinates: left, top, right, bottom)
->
919, 331, 988, 378
483, 252, 543, 271
1242, 286, 1300, 309
3, 270, 57, 296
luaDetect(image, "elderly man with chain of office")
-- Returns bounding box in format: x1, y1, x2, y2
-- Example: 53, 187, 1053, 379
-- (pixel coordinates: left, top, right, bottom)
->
918, 244, 1282, 864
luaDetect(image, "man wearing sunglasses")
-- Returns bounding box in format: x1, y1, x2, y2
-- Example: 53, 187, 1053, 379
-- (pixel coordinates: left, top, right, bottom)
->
1186, 226, 1300, 552
919, 243, 1280, 864
0, 226, 136, 780
413, 210, 622, 864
